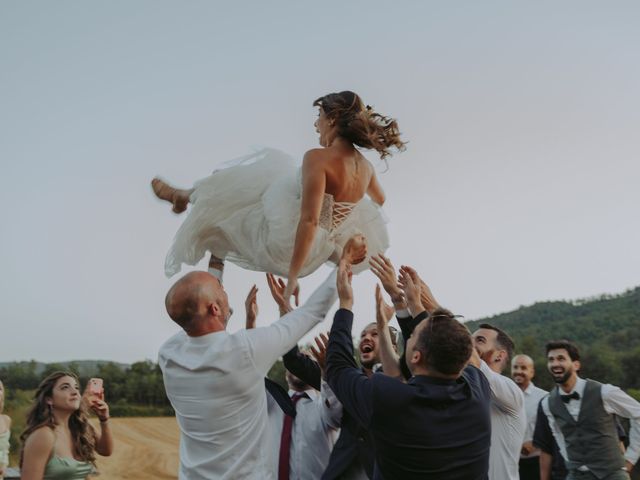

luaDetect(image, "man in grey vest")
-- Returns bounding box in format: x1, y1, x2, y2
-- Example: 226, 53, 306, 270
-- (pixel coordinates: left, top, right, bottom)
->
539, 340, 640, 479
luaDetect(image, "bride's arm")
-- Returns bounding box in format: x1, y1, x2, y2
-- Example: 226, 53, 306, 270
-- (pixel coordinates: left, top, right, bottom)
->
287, 150, 326, 288
367, 168, 385, 206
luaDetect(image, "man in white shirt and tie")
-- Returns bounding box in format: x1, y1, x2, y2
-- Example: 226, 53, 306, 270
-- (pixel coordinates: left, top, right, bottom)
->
472, 324, 526, 480
511, 354, 548, 480
540, 340, 640, 480
158, 237, 366, 480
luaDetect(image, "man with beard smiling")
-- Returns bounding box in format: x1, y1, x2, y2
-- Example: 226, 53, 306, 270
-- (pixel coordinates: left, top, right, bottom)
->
471, 324, 526, 479
511, 354, 548, 480
539, 340, 640, 479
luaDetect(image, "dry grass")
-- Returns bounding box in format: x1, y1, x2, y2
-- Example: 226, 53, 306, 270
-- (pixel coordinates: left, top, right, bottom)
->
93, 417, 179, 479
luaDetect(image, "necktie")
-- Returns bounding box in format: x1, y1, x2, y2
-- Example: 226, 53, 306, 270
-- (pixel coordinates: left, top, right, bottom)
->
561, 391, 580, 403
278, 392, 306, 480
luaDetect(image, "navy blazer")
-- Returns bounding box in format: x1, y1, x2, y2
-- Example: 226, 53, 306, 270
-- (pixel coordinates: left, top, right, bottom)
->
326, 309, 492, 480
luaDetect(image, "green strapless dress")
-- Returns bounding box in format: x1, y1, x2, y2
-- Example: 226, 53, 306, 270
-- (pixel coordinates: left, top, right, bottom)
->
43, 456, 93, 480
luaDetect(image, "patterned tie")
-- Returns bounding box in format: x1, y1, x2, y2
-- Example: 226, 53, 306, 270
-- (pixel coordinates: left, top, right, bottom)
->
278, 392, 307, 480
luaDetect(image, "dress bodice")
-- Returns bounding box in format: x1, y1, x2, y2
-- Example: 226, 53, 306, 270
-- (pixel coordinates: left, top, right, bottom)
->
43, 455, 93, 479
319, 194, 357, 231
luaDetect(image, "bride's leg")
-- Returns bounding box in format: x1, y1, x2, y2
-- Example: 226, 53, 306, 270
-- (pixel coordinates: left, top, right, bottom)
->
151, 178, 194, 214
208, 254, 225, 283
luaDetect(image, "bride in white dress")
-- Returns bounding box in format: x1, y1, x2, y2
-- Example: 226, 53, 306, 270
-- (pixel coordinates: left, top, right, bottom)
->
152, 91, 405, 302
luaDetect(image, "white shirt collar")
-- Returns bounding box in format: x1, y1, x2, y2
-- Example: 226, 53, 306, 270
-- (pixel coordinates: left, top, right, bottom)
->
564, 376, 586, 396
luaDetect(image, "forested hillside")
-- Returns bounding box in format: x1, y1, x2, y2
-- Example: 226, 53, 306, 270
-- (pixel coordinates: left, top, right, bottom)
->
466, 287, 640, 392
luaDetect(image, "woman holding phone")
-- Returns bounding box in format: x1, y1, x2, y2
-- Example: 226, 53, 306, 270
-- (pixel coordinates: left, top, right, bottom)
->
0, 379, 11, 479
19, 372, 113, 480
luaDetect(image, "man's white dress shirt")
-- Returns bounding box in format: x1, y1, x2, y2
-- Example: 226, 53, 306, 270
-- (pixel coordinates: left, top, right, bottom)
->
266, 380, 342, 479
521, 382, 548, 459
540, 376, 640, 469
480, 360, 526, 480
159, 269, 337, 480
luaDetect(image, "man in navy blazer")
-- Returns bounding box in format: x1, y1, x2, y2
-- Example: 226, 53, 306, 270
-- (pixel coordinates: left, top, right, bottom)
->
326, 261, 492, 479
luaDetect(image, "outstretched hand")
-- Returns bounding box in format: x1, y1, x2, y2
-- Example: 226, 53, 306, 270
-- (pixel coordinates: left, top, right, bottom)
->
266, 273, 293, 316
370, 253, 405, 307
244, 285, 258, 329
398, 266, 424, 317
283, 278, 300, 307
342, 234, 367, 265
309, 332, 329, 378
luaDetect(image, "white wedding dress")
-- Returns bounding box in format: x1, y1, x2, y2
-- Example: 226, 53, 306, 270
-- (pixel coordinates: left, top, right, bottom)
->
164, 148, 390, 278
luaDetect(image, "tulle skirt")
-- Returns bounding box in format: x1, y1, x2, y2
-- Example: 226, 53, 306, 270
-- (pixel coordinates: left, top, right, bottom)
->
164, 148, 389, 278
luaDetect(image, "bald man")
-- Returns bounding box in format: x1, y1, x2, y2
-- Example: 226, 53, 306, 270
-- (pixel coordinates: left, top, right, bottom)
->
511, 354, 548, 480
158, 237, 366, 480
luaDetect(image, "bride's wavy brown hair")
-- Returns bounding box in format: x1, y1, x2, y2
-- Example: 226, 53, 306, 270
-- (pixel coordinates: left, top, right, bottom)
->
313, 91, 406, 159
20, 371, 97, 467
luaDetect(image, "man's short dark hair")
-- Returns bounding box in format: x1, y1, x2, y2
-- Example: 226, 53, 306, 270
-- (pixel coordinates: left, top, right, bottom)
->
478, 323, 515, 363
545, 340, 580, 361
416, 308, 472, 375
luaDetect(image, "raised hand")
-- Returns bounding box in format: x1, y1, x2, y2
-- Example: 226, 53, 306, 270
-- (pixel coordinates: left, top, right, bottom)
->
309, 333, 329, 378
266, 273, 293, 316
342, 234, 367, 265
370, 253, 405, 307
244, 285, 258, 329
90, 398, 110, 423
418, 278, 440, 315
337, 259, 354, 310
283, 277, 300, 307
375, 284, 395, 327
398, 266, 424, 318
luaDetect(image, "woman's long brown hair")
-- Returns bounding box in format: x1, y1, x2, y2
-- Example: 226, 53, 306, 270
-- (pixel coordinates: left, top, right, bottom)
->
19, 371, 97, 466
314, 91, 406, 159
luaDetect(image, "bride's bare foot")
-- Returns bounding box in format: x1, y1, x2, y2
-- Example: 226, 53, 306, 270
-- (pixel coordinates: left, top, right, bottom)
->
342, 234, 368, 265
151, 178, 191, 214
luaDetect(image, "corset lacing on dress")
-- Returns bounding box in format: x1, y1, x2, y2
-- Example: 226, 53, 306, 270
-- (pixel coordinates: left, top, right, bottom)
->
319, 194, 356, 232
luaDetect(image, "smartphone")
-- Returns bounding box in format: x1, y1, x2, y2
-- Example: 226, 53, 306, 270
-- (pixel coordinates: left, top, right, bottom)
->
86, 378, 104, 400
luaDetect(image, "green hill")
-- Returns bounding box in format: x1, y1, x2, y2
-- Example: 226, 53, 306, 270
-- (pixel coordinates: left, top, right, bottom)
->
465, 287, 640, 392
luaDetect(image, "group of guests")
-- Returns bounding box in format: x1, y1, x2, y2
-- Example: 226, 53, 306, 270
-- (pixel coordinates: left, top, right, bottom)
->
158, 235, 640, 480
0, 373, 113, 479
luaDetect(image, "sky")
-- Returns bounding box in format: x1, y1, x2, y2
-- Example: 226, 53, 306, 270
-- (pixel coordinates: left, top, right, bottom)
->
1, 1, 639, 363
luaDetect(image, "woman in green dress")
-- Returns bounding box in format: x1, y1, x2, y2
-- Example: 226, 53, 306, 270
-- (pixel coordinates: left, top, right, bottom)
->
19, 372, 113, 480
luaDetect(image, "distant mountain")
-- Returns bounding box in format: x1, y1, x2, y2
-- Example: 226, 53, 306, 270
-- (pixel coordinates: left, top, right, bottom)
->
0, 360, 129, 377
465, 286, 640, 391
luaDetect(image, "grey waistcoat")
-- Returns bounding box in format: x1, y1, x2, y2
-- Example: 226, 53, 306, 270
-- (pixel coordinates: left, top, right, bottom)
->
548, 379, 625, 479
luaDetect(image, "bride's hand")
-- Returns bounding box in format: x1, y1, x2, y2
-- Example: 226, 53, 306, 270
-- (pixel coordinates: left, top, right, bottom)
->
283, 278, 300, 307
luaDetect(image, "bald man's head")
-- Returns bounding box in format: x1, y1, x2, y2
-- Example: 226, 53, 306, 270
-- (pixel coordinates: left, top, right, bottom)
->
511, 353, 535, 390
165, 271, 230, 334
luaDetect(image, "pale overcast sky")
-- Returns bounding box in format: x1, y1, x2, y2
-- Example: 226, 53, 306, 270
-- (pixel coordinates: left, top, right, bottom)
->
1, 1, 639, 363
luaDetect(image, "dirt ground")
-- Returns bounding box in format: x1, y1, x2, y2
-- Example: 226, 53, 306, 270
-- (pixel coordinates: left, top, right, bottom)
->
93, 417, 180, 479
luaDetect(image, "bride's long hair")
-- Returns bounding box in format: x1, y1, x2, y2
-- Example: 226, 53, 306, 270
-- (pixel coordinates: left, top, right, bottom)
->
313, 91, 406, 159
19, 371, 97, 467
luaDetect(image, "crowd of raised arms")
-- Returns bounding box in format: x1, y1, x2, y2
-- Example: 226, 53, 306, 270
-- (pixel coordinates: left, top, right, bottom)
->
2, 91, 639, 479
2, 245, 639, 479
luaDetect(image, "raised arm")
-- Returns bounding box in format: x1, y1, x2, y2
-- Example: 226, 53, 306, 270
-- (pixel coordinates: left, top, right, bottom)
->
326, 261, 374, 427
90, 399, 114, 456
374, 284, 402, 379
245, 268, 337, 377
284, 150, 327, 302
